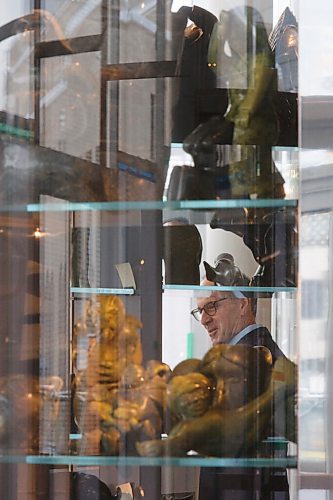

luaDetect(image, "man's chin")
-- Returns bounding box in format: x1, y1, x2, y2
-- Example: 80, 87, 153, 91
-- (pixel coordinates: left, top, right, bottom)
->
210, 334, 219, 345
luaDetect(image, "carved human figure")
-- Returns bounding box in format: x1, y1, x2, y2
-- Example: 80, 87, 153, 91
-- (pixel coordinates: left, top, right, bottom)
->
101, 362, 169, 455
136, 355, 296, 458
137, 344, 272, 457
72, 296, 145, 454
118, 315, 143, 365
168, 372, 212, 420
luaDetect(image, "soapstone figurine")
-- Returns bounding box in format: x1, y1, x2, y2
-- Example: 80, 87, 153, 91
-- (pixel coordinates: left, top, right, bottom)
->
146, 360, 172, 383
184, 6, 279, 166
136, 355, 296, 457
171, 358, 201, 378
167, 372, 212, 421
199, 344, 272, 409
203, 253, 249, 289
72, 295, 171, 456
102, 363, 165, 455
167, 6, 286, 202
210, 206, 298, 287
70, 471, 121, 500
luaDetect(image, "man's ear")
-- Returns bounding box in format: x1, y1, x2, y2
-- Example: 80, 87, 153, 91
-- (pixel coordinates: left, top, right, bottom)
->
239, 298, 250, 315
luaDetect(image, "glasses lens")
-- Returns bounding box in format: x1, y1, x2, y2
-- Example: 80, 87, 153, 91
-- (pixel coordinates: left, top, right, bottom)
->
191, 309, 202, 321
204, 302, 216, 316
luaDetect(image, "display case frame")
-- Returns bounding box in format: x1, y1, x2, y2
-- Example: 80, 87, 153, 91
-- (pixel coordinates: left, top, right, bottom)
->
0, 1, 302, 498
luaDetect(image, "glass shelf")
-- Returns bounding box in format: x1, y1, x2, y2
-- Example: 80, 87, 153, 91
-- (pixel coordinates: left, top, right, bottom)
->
70, 285, 297, 296
70, 285, 296, 296
170, 143, 300, 153
1, 198, 298, 214
163, 285, 297, 294
71, 287, 135, 296
0, 455, 297, 468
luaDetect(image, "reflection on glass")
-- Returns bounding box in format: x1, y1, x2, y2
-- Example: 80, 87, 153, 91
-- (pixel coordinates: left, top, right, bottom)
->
41, 53, 100, 159
119, 0, 166, 64
299, 212, 330, 471
114, 78, 169, 199
167, 3, 298, 207
184, 6, 279, 168
119, 78, 157, 161
41, 0, 102, 41
0, 30, 34, 138
3, 3, 32, 24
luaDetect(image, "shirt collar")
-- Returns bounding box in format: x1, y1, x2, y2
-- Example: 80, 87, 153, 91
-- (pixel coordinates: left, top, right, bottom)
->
229, 323, 263, 345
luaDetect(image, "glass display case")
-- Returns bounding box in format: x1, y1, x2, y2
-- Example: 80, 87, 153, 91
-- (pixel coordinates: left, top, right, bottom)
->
0, 1, 318, 499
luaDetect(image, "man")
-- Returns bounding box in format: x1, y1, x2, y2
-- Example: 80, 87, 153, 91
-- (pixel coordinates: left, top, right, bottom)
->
193, 285, 286, 364
192, 253, 290, 499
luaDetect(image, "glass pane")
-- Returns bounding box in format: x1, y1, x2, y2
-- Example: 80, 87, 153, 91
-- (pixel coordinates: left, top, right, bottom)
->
40, 52, 100, 160
118, 78, 158, 161
118, 0, 170, 64
300, 0, 333, 97
0, 33, 34, 138
0, 2, 31, 25
299, 212, 330, 472
299, 0, 333, 486
166, 0, 299, 213
41, 0, 102, 41
108, 78, 170, 199
0, 1, 301, 498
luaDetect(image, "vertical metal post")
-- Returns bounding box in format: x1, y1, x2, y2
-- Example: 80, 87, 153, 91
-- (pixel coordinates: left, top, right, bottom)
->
139, 2, 166, 495
100, 0, 109, 168
33, 0, 41, 145
154, 0, 166, 171
104, 0, 120, 168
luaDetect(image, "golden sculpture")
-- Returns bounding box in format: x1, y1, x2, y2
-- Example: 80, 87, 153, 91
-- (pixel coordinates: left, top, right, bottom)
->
136, 348, 296, 458
73, 295, 170, 455
72, 298, 296, 458
167, 373, 212, 420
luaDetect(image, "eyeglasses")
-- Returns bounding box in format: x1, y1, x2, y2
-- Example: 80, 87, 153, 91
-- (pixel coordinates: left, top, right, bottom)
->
191, 297, 230, 322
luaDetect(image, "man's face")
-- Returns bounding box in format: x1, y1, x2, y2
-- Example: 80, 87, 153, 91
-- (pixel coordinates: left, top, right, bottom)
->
196, 292, 245, 345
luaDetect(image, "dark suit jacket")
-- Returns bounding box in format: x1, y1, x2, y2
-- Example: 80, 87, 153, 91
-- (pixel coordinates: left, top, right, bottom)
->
199, 326, 290, 500
237, 325, 287, 364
